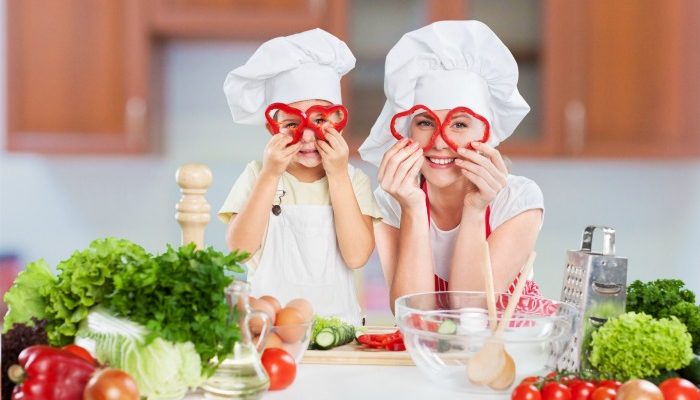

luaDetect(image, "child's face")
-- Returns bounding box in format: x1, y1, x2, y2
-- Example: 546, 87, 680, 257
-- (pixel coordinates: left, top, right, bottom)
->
277, 99, 334, 169
415, 109, 486, 188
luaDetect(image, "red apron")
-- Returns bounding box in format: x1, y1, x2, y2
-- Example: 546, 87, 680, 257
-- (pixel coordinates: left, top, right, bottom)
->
420, 177, 555, 316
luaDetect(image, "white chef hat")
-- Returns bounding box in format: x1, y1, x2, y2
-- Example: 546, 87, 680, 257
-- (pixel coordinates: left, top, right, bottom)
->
223, 28, 355, 125
359, 20, 530, 167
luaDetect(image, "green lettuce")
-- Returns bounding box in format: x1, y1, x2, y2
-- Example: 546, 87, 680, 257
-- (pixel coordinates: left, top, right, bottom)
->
2, 259, 56, 332
590, 312, 693, 380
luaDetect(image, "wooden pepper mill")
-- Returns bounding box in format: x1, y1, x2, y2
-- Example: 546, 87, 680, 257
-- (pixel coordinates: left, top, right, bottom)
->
175, 163, 212, 249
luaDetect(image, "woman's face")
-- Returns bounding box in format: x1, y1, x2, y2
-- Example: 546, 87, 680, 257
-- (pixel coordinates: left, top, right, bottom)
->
275, 99, 333, 169
411, 109, 487, 188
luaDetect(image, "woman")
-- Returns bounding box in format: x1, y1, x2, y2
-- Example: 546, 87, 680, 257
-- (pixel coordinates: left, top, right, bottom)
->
359, 20, 544, 312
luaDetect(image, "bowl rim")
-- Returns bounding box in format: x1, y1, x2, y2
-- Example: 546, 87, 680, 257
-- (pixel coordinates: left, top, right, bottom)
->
394, 290, 577, 342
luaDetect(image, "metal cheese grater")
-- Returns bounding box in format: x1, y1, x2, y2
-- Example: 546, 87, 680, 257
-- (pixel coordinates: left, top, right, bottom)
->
557, 226, 628, 372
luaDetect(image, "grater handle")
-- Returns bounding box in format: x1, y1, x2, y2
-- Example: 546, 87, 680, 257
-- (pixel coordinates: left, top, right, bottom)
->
581, 225, 616, 255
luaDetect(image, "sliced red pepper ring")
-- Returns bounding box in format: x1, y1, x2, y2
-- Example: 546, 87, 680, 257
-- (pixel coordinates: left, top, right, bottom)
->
357, 330, 405, 351
264, 102, 349, 144
390, 104, 490, 152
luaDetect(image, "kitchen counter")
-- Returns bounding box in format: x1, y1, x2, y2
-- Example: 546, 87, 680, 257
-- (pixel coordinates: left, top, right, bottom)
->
186, 364, 506, 400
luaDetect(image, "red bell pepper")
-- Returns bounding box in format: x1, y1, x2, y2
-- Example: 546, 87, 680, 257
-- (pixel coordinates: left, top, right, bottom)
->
357, 329, 405, 351
9, 345, 97, 400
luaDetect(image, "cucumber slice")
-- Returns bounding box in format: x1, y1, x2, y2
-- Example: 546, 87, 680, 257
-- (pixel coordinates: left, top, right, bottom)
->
315, 328, 337, 350
437, 319, 458, 335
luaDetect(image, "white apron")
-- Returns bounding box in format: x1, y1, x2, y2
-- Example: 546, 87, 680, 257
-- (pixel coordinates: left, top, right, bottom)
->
250, 167, 362, 325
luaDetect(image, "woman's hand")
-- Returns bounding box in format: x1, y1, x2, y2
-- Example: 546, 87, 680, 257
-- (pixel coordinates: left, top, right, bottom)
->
316, 127, 349, 178
261, 134, 302, 177
378, 139, 425, 208
455, 142, 508, 211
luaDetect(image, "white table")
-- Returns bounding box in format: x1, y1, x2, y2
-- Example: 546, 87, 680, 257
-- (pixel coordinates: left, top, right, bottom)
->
187, 364, 507, 400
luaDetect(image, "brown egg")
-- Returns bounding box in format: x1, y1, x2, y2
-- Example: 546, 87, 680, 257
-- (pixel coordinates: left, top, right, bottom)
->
236, 295, 256, 313
263, 332, 284, 350
275, 307, 306, 343
286, 298, 314, 323
249, 298, 276, 335
259, 295, 282, 314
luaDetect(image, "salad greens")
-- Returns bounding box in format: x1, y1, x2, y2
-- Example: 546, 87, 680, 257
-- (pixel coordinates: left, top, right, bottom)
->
626, 279, 700, 352
2, 237, 246, 373
589, 312, 693, 380
309, 315, 355, 350
2, 260, 55, 332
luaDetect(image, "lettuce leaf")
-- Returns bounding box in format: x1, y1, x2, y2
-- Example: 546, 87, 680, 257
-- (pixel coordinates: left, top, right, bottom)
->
2, 259, 56, 332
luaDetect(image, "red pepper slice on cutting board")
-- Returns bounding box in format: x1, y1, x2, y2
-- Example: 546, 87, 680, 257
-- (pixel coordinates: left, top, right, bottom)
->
357, 330, 405, 351
9, 345, 97, 400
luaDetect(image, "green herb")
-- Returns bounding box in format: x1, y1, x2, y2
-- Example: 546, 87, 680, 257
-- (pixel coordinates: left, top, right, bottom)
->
108, 243, 246, 373
626, 279, 700, 352
2, 260, 55, 332
589, 312, 693, 380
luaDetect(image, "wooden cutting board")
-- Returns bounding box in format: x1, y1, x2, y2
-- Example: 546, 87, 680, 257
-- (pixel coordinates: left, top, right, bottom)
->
301, 327, 414, 366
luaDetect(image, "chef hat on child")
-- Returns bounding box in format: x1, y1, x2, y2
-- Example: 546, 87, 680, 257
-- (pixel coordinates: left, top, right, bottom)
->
224, 28, 355, 125
359, 20, 530, 167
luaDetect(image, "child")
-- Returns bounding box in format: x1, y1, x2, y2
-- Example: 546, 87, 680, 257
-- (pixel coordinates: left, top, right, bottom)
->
219, 29, 381, 325
359, 21, 544, 312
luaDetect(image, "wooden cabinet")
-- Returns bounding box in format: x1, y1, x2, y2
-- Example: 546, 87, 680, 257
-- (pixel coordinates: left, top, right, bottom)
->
467, 0, 700, 158
7, 0, 150, 153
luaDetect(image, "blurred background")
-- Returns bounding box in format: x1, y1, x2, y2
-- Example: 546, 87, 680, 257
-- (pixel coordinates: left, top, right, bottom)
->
1, 0, 699, 324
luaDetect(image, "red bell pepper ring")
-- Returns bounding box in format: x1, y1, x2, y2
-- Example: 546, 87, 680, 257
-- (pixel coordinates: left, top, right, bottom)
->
390, 104, 491, 152
265, 102, 349, 144
9, 345, 97, 400
357, 330, 405, 351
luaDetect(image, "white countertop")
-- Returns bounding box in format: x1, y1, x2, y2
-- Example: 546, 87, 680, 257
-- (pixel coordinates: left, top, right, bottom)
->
186, 364, 507, 400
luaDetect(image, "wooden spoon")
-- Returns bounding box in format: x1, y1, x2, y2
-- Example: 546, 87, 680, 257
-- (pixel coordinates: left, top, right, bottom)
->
467, 252, 537, 386
481, 241, 497, 331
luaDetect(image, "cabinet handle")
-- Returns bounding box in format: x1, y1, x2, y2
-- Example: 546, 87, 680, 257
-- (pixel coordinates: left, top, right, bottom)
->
126, 97, 147, 148
565, 100, 585, 155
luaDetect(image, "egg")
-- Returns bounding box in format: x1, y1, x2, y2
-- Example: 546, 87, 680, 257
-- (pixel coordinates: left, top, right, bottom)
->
275, 307, 306, 343
286, 298, 314, 323
236, 295, 256, 313
259, 295, 282, 314
263, 332, 284, 350
249, 298, 276, 335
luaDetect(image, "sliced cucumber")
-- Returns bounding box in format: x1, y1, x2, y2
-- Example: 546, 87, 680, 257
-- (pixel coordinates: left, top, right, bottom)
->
437, 319, 458, 335
313, 325, 356, 350
315, 328, 337, 350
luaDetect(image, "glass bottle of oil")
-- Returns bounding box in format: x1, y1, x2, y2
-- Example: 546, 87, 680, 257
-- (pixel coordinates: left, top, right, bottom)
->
202, 280, 272, 400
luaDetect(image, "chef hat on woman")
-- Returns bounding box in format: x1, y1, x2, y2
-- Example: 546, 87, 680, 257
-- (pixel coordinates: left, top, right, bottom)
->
359, 20, 530, 167
224, 28, 355, 125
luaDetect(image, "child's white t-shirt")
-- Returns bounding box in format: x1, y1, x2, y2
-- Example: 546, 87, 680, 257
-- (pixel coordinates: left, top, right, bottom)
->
218, 160, 382, 272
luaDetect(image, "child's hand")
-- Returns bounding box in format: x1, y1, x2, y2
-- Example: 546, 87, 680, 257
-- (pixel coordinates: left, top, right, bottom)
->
316, 127, 349, 178
261, 134, 302, 177
455, 142, 508, 211
378, 139, 425, 208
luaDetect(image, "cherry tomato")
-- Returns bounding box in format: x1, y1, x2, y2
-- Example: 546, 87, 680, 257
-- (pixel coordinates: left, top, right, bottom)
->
570, 381, 596, 400
512, 384, 542, 400
83, 368, 140, 400
590, 387, 616, 400
597, 380, 622, 391
521, 376, 542, 386
659, 377, 700, 400
546, 371, 559, 380
542, 382, 572, 400
261, 348, 296, 391
62, 344, 97, 365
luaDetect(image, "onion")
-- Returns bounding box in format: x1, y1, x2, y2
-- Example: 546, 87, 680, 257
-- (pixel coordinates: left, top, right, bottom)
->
83, 368, 140, 400
616, 379, 663, 400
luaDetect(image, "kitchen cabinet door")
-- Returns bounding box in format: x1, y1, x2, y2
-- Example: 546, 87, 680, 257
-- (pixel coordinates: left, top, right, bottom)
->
149, 0, 348, 39
467, 0, 700, 158
7, 0, 150, 153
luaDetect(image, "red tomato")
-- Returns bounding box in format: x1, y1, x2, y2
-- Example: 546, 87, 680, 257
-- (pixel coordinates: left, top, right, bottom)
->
597, 380, 622, 391
659, 377, 700, 400
570, 381, 596, 400
512, 384, 542, 400
546, 371, 559, 380
62, 344, 97, 365
83, 368, 140, 400
542, 382, 572, 400
590, 387, 616, 400
261, 348, 296, 391
521, 376, 542, 386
